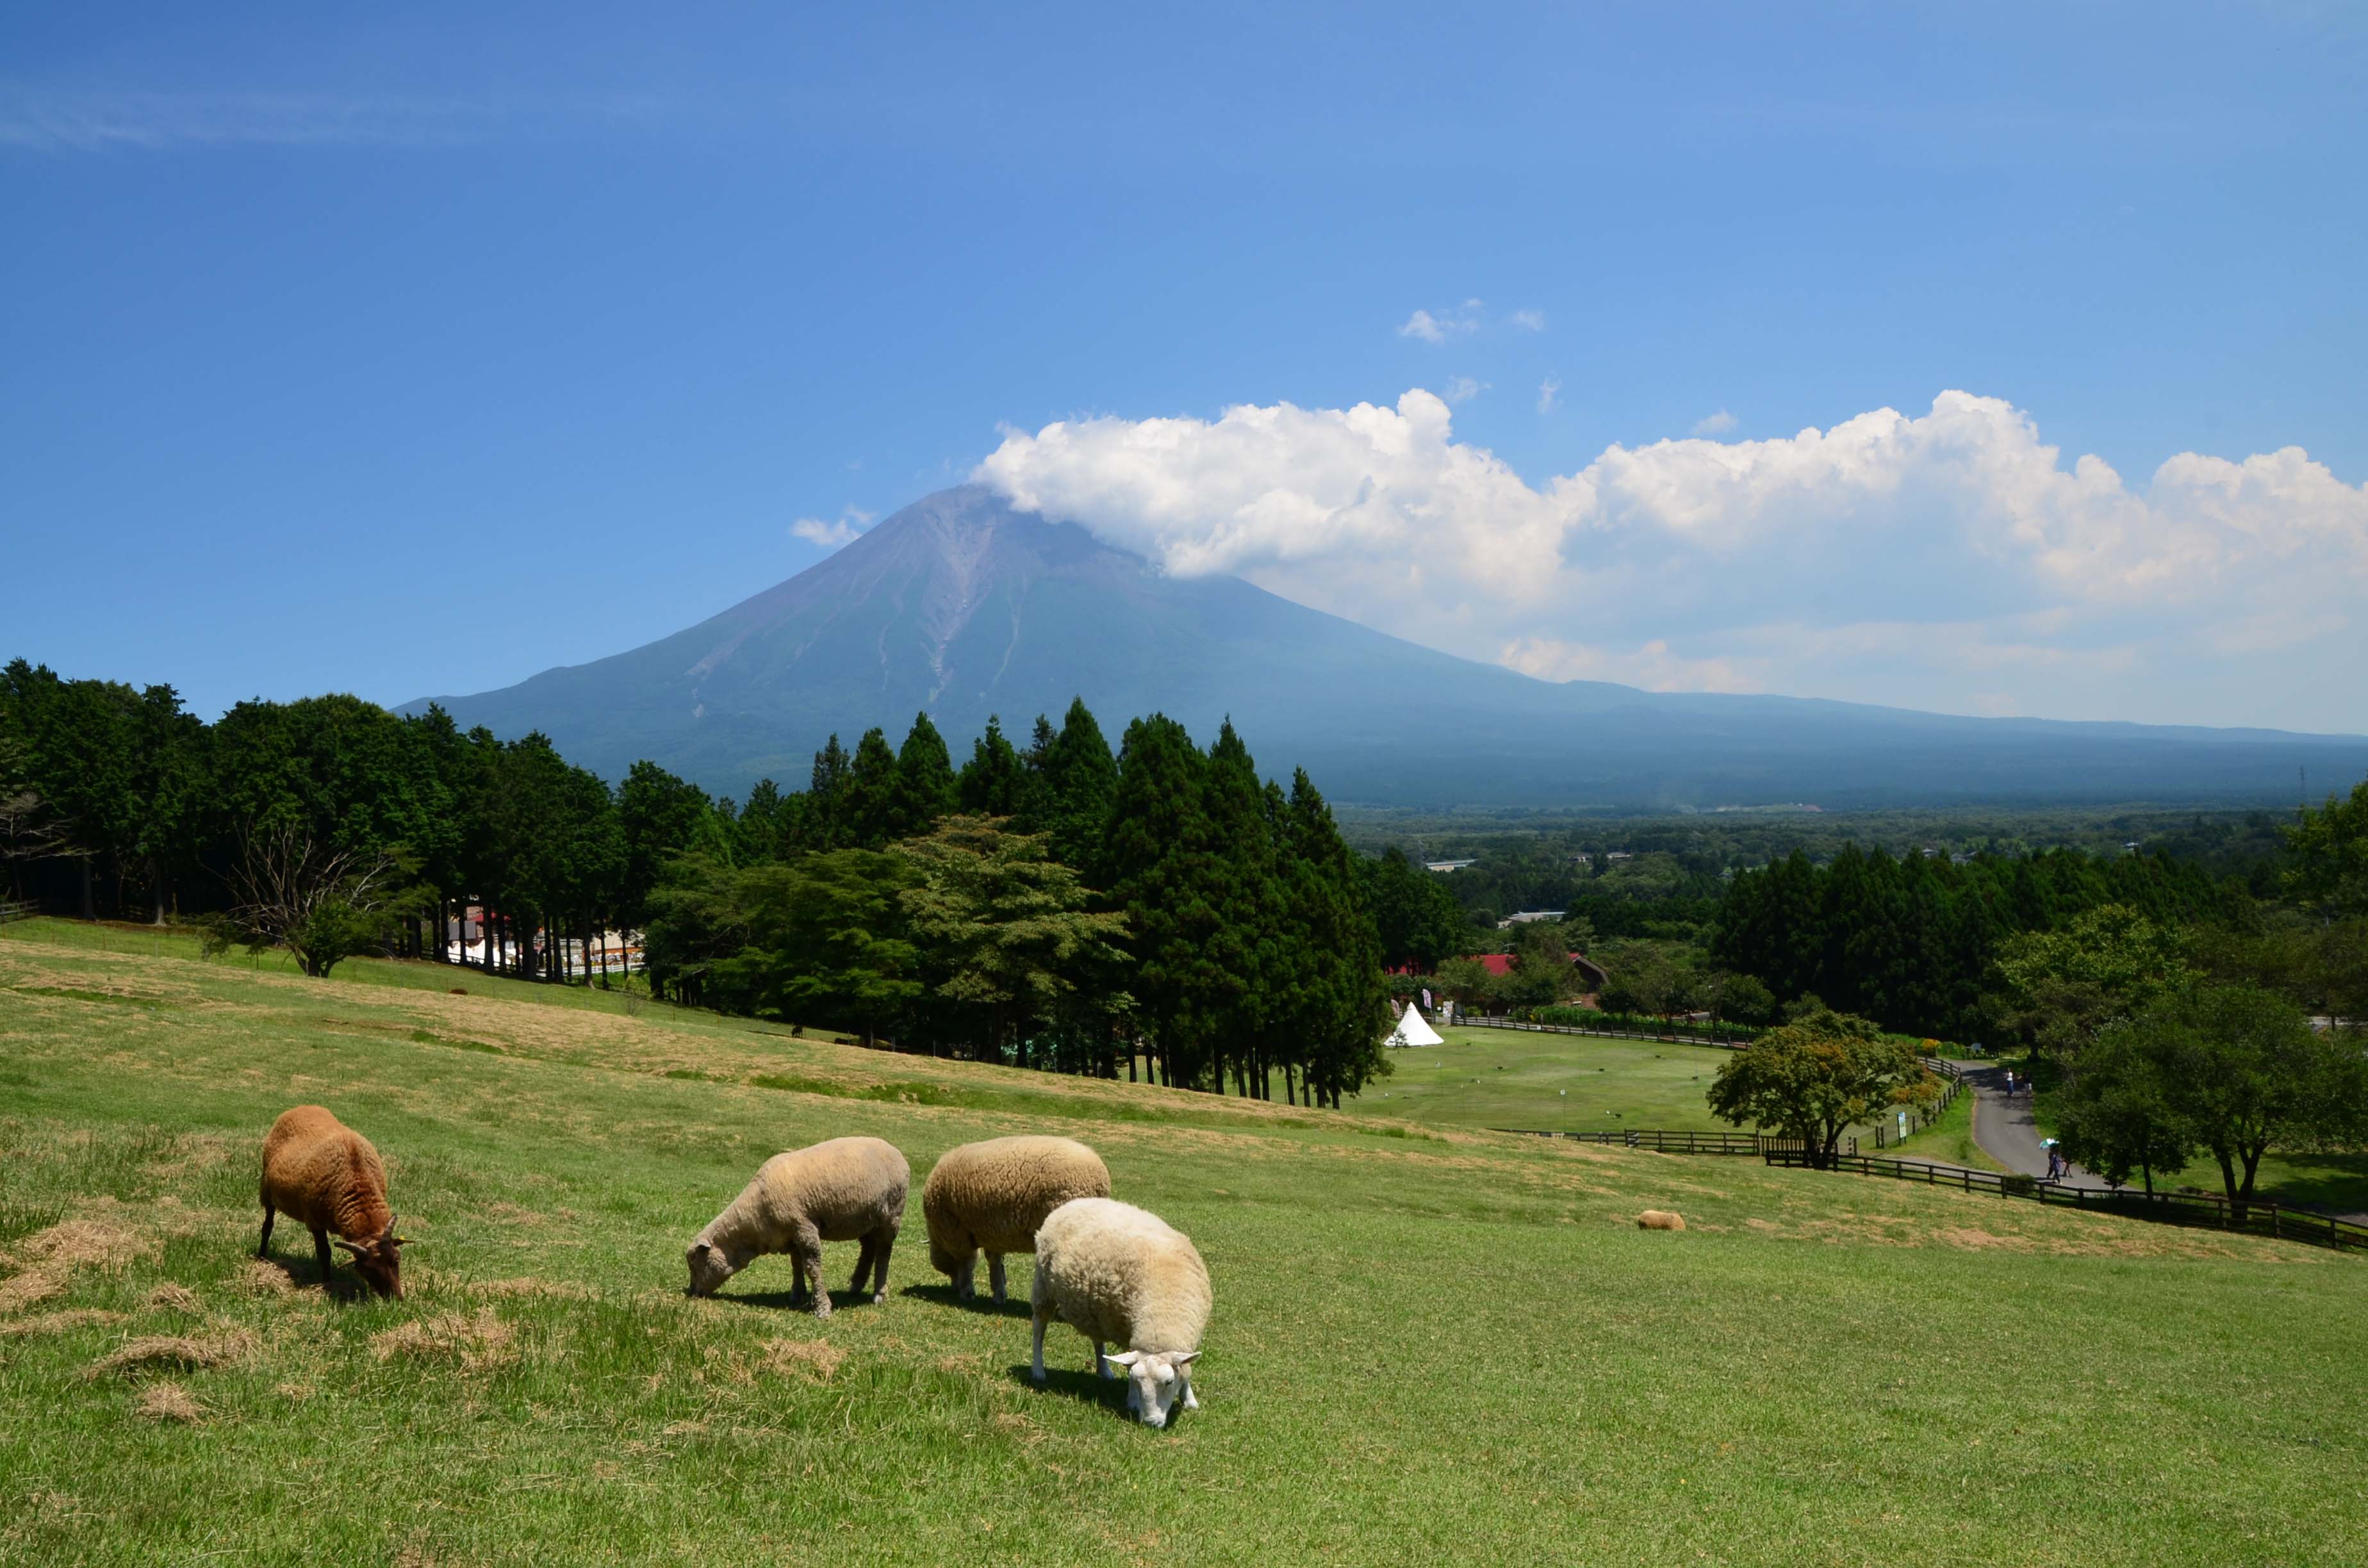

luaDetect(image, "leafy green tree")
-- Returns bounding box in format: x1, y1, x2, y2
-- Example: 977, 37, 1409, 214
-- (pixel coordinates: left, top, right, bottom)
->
805, 735, 852, 851
892, 815, 1131, 1064
2055, 1027, 2196, 1196
1707, 971, 1778, 1028
2286, 778, 2368, 918
1706, 1007, 1941, 1166
1995, 903, 2195, 1059
2130, 983, 2367, 1213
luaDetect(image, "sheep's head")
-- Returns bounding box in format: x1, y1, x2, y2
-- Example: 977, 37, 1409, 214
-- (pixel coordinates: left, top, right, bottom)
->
1105, 1350, 1199, 1428
335, 1218, 407, 1299
684, 1238, 739, 1297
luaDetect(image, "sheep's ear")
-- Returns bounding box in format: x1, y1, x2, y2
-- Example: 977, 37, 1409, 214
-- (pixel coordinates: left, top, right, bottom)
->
1172, 1351, 1201, 1366
1103, 1351, 1141, 1368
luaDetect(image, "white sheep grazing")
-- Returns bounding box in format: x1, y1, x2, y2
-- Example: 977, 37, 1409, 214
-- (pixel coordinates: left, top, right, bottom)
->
685, 1136, 909, 1317
924, 1135, 1111, 1304
1030, 1196, 1210, 1428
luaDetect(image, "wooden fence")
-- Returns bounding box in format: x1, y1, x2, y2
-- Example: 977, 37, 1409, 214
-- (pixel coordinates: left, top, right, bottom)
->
1761, 1148, 2368, 1255
0, 901, 37, 925
1493, 1127, 1846, 1157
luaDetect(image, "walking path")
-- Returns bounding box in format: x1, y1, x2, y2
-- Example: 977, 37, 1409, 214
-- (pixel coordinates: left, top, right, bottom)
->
1961, 1064, 2109, 1189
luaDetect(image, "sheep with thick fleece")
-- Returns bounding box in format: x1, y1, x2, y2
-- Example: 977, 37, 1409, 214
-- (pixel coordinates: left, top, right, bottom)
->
258, 1106, 407, 1299
925, 1136, 1110, 1304
1030, 1197, 1209, 1427
1635, 1210, 1686, 1231
685, 1136, 909, 1317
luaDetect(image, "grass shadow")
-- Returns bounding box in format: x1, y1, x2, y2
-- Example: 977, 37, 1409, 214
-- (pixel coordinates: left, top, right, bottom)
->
706, 1286, 886, 1314
898, 1282, 1033, 1318
1011, 1362, 1139, 1421
252, 1250, 352, 1301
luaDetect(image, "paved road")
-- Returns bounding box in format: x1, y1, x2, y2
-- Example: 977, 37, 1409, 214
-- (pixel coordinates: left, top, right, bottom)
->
1960, 1064, 2110, 1189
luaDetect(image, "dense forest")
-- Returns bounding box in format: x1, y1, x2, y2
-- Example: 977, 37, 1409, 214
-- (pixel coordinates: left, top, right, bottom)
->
0, 659, 1405, 1106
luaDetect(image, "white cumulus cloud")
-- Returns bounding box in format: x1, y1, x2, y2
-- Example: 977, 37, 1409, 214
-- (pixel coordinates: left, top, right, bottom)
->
1691, 409, 1737, 436
790, 506, 875, 550
974, 389, 2368, 728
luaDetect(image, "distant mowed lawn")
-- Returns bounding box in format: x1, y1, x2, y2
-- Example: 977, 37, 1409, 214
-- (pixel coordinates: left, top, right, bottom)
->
1349, 1025, 1766, 1134
2, 933, 2364, 1565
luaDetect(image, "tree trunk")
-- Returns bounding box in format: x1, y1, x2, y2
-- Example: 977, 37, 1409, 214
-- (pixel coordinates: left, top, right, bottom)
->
149, 858, 168, 926
78, 858, 94, 920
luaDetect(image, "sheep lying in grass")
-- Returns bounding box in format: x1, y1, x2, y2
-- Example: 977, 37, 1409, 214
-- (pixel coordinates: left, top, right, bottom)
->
1031, 1197, 1209, 1428
1636, 1210, 1686, 1231
924, 1136, 1110, 1304
686, 1136, 909, 1317
258, 1106, 407, 1299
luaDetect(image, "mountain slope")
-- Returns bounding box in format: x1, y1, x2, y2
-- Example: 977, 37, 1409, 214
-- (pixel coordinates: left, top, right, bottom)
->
406, 486, 2368, 806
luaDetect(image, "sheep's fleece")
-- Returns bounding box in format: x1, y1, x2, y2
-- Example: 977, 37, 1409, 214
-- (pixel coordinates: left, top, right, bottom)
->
923, 1135, 1110, 1302
1031, 1196, 1209, 1427
686, 1136, 909, 1316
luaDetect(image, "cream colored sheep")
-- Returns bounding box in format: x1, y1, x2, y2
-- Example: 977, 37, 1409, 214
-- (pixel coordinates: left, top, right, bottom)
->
1635, 1210, 1686, 1231
1030, 1197, 1209, 1427
258, 1106, 406, 1299
924, 1136, 1110, 1304
685, 1136, 909, 1317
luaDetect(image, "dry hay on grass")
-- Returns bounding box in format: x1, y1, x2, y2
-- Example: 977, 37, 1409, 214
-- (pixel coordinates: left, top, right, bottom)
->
146, 1282, 201, 1313
232, 1259, 305, 1296
86, 1327, 257, 1380
133, 1381, 208, 1424
758, 1338, 846, 1383
0, 1218, 152, 1314
0, 1309, 128, 1339
370, 1307, 517, 1373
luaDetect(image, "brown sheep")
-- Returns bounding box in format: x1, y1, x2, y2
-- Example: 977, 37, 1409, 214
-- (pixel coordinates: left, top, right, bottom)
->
924, 1136, 1111, 1304
1635, 1210, 1686, 1231
258, 1106, 406, 1298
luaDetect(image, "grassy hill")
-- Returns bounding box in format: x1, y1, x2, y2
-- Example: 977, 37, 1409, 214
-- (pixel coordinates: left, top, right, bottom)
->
1347, 1026, 1745, 1134
3, 932, 2364, 1565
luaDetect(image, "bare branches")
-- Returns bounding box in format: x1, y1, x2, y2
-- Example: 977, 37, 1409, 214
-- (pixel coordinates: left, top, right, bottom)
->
209, 822, 415, 977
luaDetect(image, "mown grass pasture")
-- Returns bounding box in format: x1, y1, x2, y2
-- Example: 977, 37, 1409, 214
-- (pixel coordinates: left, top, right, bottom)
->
1, 934, 2364, 1565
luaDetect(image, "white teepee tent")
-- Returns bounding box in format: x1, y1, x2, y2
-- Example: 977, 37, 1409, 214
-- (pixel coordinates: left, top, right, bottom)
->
1387, 1000, 1445, 1048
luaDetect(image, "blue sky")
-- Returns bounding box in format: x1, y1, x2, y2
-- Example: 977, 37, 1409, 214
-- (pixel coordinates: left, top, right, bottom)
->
6, 3, 2364, 732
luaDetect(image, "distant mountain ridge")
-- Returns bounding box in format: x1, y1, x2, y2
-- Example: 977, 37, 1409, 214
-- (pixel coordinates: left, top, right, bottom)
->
404, 486, 2368, 808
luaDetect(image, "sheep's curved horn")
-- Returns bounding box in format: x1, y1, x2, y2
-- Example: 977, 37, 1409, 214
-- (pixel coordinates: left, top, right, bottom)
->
332, 1238, 363, 1255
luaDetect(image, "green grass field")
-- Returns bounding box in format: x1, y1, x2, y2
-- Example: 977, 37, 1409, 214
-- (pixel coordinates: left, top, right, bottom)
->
3, 934, 2365, 1565
1346, 1026, 1745, 1133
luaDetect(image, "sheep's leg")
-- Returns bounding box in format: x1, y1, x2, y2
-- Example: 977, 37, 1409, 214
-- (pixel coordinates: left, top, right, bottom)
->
1094, 1339, 1110, 1378
256, 1204, 275, 1259
987, 1253, 1007, 1304
1182, 1378, 1199, 1411
785, 1247, 809, 1308
1030, 1309, 1048, 1384
796, 1227, 832, 1319
868, 1228, 894, 1303
309, 1225, 334, 1293
848, 1234, 880, 1300
953, 1252, 975, 1300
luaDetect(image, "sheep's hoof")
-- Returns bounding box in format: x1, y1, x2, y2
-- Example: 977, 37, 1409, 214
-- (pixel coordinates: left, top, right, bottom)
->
871, 1290, 887, 1305
812, 1302, 833, 1320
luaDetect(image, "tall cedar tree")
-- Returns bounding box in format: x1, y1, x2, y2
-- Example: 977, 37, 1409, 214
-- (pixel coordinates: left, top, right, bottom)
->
807, 735, 851, 850
840, 728, 901, 848
958, 716, 1027, 817
1199, 721, 1285, 1096
891, 712, 959, 840
1037, 698, 1117, 871
1100, 715, 1222, 1089
1275, 769, 1390, 1107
